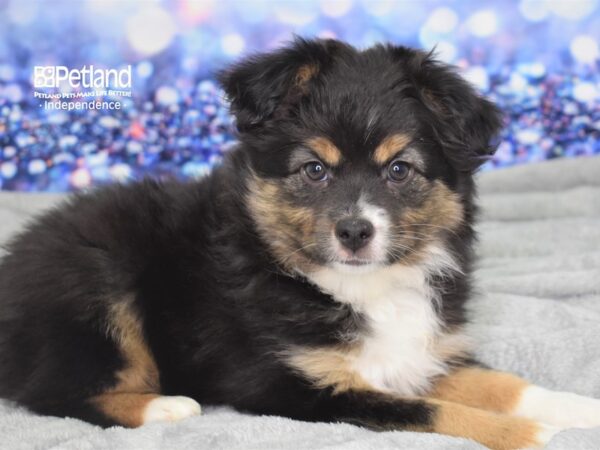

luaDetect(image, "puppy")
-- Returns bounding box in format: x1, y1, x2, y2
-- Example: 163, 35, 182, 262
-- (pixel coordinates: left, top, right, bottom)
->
0, 39, 599, 449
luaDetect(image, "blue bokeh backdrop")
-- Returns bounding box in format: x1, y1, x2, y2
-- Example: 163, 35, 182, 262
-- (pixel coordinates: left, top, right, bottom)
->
0, 0, 599, 191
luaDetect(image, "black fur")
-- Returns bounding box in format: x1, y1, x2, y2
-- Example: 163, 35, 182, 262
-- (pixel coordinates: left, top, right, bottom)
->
0, 39, 502, 430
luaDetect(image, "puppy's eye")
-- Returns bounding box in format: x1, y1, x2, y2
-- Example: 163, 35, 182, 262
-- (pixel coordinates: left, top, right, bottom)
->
387, 160, 412, 182
303, 161, 328, 183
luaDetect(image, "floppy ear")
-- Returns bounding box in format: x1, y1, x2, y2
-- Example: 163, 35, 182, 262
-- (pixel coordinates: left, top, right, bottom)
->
392, 47, 504, 172
218, 38, 347, 133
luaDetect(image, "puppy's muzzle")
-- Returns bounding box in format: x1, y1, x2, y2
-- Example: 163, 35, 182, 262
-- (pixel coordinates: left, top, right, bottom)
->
334, 218, 374, 253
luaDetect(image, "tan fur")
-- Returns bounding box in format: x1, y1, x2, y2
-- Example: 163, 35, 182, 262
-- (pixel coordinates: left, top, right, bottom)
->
285, 331, 471, 395
106, 300, 160, 394
288, 346, 542, 449
393, 181, 465, 266
307, 137, 342, 166
404, 181, 464, 231
372, 133, 412, 165
90, 392, 158, 427
87, 301, 160, 427
246, 175, 318, 272
285, 346, 374, 394
431, 330, 472, 364
295, 64, 319, 89
430, 368, 529, 414
429, 399, 542, 450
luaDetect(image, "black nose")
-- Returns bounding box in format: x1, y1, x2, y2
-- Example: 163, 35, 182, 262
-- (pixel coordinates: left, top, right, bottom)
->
335, 218, 374, 252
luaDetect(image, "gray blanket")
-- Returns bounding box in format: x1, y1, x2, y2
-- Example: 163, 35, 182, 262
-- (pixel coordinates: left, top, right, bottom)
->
1, 156, 599, 449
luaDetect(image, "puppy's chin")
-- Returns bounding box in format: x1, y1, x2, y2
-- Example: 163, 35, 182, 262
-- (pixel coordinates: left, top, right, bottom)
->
293, 259, 384, 277
330, 260, 384, 275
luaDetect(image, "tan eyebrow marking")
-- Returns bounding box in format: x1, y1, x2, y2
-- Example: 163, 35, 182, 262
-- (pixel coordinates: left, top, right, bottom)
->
373, 133, 413, 165
306, 137, 342, 166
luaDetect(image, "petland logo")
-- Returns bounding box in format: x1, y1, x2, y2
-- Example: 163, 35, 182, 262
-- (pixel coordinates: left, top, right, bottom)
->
34, 65, 132, 89
33, 65, 132, 110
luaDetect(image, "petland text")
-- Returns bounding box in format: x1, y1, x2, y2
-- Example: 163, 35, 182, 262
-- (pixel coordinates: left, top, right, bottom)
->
33, 65, 132, 89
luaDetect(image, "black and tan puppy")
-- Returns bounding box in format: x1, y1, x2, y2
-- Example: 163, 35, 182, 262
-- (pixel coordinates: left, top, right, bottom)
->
0, 39, 598, 449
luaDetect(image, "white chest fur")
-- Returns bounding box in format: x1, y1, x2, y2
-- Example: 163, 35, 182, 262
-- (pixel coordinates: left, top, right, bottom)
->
307, 246, 466, 397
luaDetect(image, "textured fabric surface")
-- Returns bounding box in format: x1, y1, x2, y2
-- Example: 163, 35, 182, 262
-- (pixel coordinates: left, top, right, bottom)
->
1, 156, 599, 449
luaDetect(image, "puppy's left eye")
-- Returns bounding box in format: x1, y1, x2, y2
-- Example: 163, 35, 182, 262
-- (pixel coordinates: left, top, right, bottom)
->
387, 160, 412, 182
303, 161, 328, 183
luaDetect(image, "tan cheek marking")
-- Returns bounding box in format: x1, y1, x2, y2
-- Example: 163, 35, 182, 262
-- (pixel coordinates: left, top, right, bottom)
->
307, 137, 342, 166
246, 175, 316, 271
107, 300, 160, 394
372, 133, 412, 165
429, 182, 464, 229
90, 392, 159, 428
285, 346, 374, 394
430, 368, 529, 414
429, 399, 542, 450
387, 181, 464, 266
407, 180, 464, 230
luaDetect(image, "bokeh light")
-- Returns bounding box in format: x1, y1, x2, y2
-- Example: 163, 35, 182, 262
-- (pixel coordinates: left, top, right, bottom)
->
274, 2, 318, 26
573, 81, 598, 102
221, 33, 246, 57
466, 10, 499, 37
320, 0, 354, 18
464, 66, 490, 91
570, 35, 600, 63
519, 0, 550, 22
179, 0, 216, 24
425, 7, 459, 34
547, 0, 598, 20
126, 6, 176, 56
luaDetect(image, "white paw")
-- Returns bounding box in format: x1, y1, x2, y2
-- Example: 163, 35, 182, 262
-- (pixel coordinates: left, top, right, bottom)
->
530, 423, 562, 448
516, 385, 600, 429
142, 395, 202, 424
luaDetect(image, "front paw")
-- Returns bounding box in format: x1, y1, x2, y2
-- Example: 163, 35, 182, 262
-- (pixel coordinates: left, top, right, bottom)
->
515, 386, 600, 429
527, 423, 562, 449
142, 395, 202, 424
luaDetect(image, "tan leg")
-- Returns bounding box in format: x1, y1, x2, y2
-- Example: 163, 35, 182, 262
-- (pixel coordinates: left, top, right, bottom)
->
428, 399, 555, 450
430, 367, 528, 413
314, 387, 556, 450
90, 392, 159, 427
430, 366, 600, 430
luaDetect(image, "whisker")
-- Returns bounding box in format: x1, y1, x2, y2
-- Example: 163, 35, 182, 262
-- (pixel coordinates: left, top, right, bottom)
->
388, 223, 461, 237
279, 242, 318, 265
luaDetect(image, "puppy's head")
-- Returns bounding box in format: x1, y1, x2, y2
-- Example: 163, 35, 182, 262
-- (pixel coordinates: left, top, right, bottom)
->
220, 38, 503, 275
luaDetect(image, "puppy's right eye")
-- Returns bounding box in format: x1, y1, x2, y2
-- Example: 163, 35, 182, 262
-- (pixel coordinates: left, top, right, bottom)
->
387, 160, 412, 183
302, 161, 328, 183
